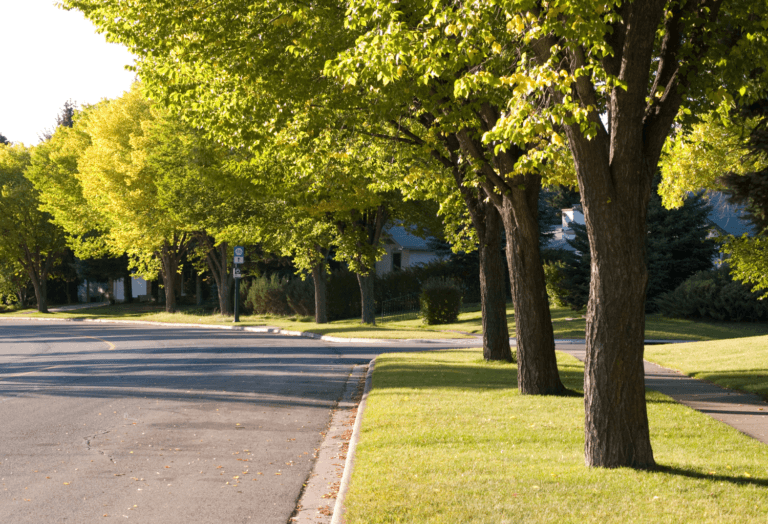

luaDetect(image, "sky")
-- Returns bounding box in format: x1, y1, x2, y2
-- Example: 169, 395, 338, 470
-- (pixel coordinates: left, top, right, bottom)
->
0, 0, 136, 145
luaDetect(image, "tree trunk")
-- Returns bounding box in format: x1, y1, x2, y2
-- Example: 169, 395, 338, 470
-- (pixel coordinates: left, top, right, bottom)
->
498, 191, 565, 395
159, 251, 178, 313
30, 273, 48, 313
356, 272, 375, 324
85, 279, 91, 304
570, 140, 656, 468
477, 204, 512, 361
312, 263, 328, 324
203, 240, 231, 315
124, 270, 133, 303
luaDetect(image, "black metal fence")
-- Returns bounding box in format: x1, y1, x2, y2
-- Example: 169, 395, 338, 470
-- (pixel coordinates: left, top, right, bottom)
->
378, 292, 421, 324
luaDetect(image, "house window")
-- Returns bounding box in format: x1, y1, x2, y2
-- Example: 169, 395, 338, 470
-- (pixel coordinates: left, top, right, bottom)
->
393, 252, 402, 271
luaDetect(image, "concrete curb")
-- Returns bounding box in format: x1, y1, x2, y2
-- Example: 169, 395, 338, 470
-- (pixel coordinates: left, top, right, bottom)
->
3, 316, 483, 346
331, 358, 376, 524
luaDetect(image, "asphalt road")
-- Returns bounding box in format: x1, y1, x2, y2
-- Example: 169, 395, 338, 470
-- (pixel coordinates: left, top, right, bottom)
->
0, 320, 427, 524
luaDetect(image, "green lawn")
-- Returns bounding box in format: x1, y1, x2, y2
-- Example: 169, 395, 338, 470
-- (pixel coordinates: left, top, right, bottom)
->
345, 349, 768, 523
645, 335, 768, 400
8, 301, 768, 342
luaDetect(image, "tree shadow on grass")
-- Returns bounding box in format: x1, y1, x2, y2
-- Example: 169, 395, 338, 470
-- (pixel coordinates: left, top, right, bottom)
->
372, 354, 584, 397
654, 464, 768, 488
684, 370, 768, 401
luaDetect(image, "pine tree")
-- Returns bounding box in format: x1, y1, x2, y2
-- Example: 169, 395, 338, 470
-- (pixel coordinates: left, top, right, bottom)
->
559, 178, 716, 311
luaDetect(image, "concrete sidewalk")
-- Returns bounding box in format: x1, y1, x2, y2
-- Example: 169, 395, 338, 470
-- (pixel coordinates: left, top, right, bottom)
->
556, 343, 768, 444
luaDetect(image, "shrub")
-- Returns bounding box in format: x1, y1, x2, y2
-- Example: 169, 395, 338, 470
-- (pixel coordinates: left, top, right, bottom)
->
654, 266, 768, 322
420, 277, 463, 325
543, 260, 569, 307
285, 276, 315, 317
245, 274, 292, 316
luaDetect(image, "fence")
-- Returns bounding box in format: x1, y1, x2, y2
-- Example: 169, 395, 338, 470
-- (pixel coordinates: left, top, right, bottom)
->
378, 292, 421, 324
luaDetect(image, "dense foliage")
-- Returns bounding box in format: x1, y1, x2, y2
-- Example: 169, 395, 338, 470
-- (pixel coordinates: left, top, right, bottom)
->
419, 277, 463, 325
655, 266, 768, 322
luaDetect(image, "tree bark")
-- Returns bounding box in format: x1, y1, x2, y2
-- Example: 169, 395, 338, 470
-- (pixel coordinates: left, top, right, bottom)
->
498, 191, 564, 394
357, 271, 376, 324
29, 272, 48, 313
201, 237, 232, 315
159, 249, 178, 313
312, 262, 328, 324
451, 124, 564, 393
124, 269, 133, 303
477, 204, 512, 361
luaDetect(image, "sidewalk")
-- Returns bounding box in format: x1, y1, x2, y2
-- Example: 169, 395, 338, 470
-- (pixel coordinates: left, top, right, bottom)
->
48, 302, 110, 313
555, 342, 768, 444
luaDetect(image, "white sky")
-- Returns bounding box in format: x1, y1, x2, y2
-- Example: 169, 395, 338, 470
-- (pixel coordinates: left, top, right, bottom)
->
0, 0, 136, 145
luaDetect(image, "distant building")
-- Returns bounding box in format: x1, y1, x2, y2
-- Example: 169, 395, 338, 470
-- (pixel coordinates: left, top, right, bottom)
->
375, 225, 446, 275
543, 192, 754, 255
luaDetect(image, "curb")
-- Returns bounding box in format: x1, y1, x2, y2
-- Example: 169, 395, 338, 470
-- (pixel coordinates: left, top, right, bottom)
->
331, 358, 376, 524
3, 316, 481, 346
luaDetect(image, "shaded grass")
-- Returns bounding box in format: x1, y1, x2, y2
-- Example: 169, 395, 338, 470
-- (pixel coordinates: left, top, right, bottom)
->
6, 302, 768, 342
346, 349, 768, 523
645, 335, 768, 400
3, 303, 472, 340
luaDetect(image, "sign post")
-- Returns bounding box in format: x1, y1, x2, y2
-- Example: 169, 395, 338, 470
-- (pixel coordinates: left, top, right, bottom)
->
233, 246, 244, 323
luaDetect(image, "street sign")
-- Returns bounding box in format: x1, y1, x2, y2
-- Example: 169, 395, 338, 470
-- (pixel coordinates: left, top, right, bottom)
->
234, 246, 245, 257
233, 267, 242, 278
233, 256, 244, 264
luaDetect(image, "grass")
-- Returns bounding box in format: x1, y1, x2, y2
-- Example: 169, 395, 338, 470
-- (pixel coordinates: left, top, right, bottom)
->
345, 349, 768, 523
7, 301, 768, 342
645, 335, 768, 400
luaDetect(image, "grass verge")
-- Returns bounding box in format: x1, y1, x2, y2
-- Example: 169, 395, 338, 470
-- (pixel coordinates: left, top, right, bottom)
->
345, 349, 768, 523
645, 334, 768, 400
6, 302, 768, 341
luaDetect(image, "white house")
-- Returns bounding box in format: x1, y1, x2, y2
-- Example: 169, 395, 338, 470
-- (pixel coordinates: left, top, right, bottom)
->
375, 226, 446, 275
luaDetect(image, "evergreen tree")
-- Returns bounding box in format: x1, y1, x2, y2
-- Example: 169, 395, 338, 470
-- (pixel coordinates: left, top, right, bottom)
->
559, 179, 716, 311
0, 133, 8, 145
720, 100, 768, 233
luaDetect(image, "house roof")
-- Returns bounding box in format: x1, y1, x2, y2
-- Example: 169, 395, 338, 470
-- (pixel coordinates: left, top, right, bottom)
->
384, 225, 433, 250
706, 191, 754, 237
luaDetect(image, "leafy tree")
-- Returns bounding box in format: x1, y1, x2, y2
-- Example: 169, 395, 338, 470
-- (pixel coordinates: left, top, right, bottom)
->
0, 133, 8, 145
454, 0, 768, 468
62, 0, 516, 360
718, 101, 768, 296
0, 144, 67, 312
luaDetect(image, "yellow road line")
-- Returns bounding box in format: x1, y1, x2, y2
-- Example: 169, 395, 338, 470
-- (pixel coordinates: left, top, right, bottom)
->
0, 332, 115, 381
49, 332, 116, 351
0, 365, 62, 380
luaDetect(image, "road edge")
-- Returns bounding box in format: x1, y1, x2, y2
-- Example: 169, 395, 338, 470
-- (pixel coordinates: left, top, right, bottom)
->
330, 358, 375, 524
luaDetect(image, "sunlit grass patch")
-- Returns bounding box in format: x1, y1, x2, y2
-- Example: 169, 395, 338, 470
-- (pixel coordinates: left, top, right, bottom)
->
345, 349, 768, 523
645, 335, 768, 399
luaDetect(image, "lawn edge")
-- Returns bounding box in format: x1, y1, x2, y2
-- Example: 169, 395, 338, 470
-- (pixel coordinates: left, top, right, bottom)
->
330, 358, 376, 524
0, 316, 484, 346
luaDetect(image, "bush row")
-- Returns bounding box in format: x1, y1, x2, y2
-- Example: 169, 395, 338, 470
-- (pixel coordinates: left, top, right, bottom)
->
239, 262, 470, 323
654, 266, 768, 322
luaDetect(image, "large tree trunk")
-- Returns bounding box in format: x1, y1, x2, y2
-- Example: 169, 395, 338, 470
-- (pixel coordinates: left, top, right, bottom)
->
312, 262, 328, 324
497, 190, 565, 394
452, 125, 563, 392
477, 204, 512, 361
30, 273, 48, 313
569, 131, 656, 468
196, 272, 203, 306
159, 246, 179, 313
356, 272, 375, 324
448, 158, 513, 362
